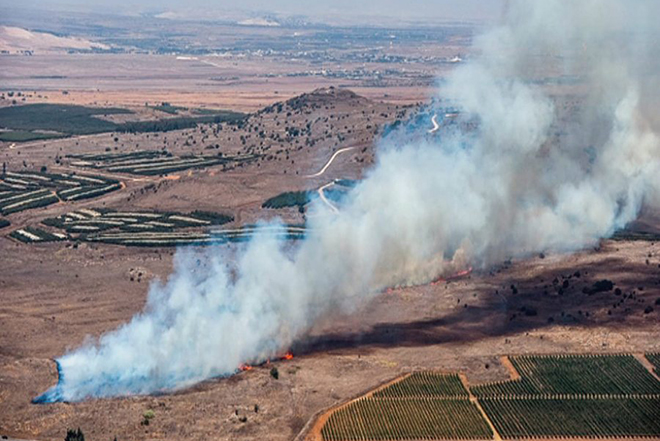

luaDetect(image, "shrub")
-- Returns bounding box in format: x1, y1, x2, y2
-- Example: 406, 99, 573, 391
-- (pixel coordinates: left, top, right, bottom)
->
270, 367, 279, 380
64, 428, 85, 441
141, 409, 155, 426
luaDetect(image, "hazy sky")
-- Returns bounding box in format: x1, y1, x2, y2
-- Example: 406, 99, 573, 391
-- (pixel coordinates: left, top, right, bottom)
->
2, 0, 506, 24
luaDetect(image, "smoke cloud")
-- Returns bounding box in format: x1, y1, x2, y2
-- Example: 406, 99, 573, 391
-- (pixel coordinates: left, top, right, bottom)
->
36, 0, 659, 402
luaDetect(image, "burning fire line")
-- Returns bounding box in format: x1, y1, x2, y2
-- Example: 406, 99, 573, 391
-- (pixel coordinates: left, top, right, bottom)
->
239, 351, 294, 372
385, 267, 473, 294
238, 269, 472, 372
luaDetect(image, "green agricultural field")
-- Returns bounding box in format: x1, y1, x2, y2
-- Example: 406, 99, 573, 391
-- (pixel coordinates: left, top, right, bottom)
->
322, 372, 491, 441
322, 398, 492, 441
0, 104, 129, 135
0, 130, 67, 142
471, 354, 660, 397
0, 104, 246, 141
481, 397, 660, 439
471, 354, 660, 439
373, 372, 469, 398
0, 171, 121, 215
320, 355, 660, 441
67, 151, 259, 176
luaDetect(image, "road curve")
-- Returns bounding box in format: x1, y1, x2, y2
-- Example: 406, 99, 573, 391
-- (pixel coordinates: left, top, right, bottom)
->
305, 147, 356, 178
317, 181, 339, 214
428, 113, 440, 134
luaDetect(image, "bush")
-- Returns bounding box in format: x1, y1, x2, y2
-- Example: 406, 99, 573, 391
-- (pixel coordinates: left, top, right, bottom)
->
141, 409, 155, 426
270, 367, 279, 380
583, 279, 614, 295
64, 428, 85, 441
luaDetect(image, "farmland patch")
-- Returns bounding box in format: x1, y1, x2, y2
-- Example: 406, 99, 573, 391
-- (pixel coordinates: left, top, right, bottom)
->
67, 150, 259, 176
0, 170, 120, 215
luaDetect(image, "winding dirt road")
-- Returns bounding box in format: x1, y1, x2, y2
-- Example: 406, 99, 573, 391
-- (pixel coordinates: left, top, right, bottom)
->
428, 113, 440, 134
305, 147, 355, 178
317, 181, 339, 214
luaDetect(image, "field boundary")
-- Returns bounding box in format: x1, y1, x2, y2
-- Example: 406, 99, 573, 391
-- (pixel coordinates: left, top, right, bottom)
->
636, 353, 660, 382
460, 373, 502, 441
298, 373, 411, 441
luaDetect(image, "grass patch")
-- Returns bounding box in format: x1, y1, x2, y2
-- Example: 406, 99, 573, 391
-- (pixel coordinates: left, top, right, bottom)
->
0, 104, 247, 140
0, 130, 67, 142
262, 191, 314, 209
0, 104, 130, 135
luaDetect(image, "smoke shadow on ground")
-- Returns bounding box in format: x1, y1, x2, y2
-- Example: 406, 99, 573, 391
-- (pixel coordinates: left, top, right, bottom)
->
292, 252, 660, 356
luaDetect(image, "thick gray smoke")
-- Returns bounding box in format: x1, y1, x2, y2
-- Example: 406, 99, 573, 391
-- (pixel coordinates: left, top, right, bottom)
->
37, 0, 659, 402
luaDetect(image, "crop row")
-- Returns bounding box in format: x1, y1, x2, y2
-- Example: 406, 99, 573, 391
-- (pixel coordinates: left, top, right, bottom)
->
67, 151, 259, 176
0, 171, 121, 215
0, 189, 60, 215
42, 209, 233, 235
322, 398, 492, 441
480, 397, 660, 439
85, 224, 306, 247
9, 227, 66, 243
647, 353, 660, 376
471, 354, 660, 397
373, 372, 469, 398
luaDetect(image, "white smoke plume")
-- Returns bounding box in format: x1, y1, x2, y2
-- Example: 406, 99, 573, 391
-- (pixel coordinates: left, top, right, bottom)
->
36, 0, 660, 402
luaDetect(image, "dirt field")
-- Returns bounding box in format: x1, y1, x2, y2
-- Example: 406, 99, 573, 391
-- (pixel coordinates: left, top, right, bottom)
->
1, 86, 659, 440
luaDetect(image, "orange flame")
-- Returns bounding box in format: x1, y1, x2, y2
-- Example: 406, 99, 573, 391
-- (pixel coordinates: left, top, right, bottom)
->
283, 352, 294, 360
239, 364, 252, 371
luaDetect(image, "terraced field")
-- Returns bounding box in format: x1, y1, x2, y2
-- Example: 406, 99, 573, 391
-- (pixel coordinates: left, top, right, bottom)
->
8, 226, 66, 243
0, 171, 121, 215
67, 150, 260, 176
87, 224, 307, 247
321, 373, 493, 441
33, 208, 307, 246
